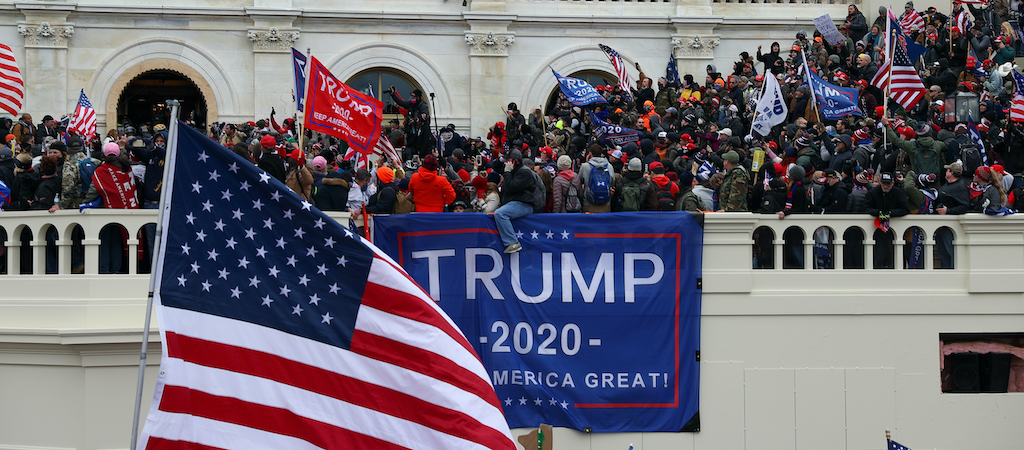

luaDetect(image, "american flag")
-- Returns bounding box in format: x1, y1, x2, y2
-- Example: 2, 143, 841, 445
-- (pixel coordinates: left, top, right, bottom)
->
952, 9, 972, 35
67, 89, 97, 140
375, 134, 402, 163
344, 146, 370, 169
888, 439, 912, 450
1009, 69, 1024, 122
0, 43, 24, 116
138, 122, 515, 450
872, 11, 926, 110
898, 10, 925, 34
599, 44, 633, 97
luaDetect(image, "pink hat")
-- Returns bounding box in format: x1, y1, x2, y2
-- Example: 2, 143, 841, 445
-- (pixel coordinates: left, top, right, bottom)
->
103, 142, 121, 157
311, 156, 327, 171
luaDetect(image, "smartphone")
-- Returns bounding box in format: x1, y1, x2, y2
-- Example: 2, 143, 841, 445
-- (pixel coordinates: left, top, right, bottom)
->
476, 155, 482, 165
413, 155, 420, 166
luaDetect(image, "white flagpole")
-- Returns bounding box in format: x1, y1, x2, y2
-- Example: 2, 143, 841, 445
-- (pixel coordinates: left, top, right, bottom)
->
800, 48, 822, 121
129, 100, 181, 450
883, 6, 894, 150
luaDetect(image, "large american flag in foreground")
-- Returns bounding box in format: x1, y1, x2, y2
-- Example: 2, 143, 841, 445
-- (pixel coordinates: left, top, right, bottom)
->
67, 89, 97, 140
872, 11, 926, 111
599, 43, 633, 96
138, 122, 514, 450
0, 43, 24, 116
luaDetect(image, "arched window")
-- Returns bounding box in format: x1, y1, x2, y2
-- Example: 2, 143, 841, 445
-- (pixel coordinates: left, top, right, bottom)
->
546, 70, 617, 114
346, 68, 424, 120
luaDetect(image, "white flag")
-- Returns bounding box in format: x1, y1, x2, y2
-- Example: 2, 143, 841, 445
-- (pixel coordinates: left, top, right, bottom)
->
751, 74, 788, 137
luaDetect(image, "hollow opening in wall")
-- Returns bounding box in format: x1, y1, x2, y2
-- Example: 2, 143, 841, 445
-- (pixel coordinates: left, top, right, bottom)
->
117, 70, 207, 133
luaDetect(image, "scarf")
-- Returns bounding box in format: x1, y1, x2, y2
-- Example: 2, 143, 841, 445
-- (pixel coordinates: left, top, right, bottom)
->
785, 180, 803, 210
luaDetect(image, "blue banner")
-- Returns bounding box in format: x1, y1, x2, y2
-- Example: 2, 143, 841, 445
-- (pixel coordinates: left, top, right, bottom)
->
589, 111, 642, 147
552, 69, 607, 106
292, 48, 307, 112
373, 213, 703, 432
806, 69, 862, 120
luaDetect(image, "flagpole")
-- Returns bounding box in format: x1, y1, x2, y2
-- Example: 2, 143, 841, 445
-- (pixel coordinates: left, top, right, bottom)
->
541, 104, 549, 147
129, 99, 181, 450
885, 429, 891, 446
800, 48, 823, 122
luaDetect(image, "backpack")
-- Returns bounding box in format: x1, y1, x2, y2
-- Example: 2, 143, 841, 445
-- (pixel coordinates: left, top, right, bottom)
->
530, 170, 546, 213
620, 180, 643, 211
564, 180, 583, 213
655, 182, 676, 211
678, 190, 705, 211
585, 161, 612, 204
957, 138, 982, 174
389, 187, 415, 214
912, 140, 941, 177
78, 158, 98, 193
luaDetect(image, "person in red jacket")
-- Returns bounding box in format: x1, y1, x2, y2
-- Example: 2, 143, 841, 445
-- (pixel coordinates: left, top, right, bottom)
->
408, 154, 455, 212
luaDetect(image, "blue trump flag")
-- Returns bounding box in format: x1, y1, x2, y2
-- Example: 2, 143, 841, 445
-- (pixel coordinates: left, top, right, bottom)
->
374, 213, 703, 432
589, 110, 641, 147
806, 69, 861, 120
291, 48, 307, 112
552, 68, 607, 106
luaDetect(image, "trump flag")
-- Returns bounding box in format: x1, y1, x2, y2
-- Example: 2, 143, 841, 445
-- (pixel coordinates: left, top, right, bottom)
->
303, 56, 384, 155
137, 121, 515, 450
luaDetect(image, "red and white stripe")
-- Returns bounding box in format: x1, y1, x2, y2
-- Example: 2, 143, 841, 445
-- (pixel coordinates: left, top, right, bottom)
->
600, 44, 633, 95
953, 9, 972, 33
344, 146, 370, 169
374, 134, 402, 163
899, 11, 925, 34
140, 253, 515, 450
0, 43, 25, 116
873, 63, 927, 110
67, 91, 97, 141
1011, 93, 1024, 122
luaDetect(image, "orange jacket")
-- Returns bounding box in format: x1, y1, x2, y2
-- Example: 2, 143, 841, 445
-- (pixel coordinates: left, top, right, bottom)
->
408, 167, 456, 212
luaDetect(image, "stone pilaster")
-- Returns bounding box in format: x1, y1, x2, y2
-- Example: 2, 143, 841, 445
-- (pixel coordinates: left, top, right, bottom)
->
464, 13, 516, 138
670, 16, 724, 80
246, 7, 302, 120
16, 1, 76, 118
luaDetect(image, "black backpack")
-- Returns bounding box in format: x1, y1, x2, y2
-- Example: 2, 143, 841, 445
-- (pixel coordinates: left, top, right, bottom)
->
655, 182, 676, 211
957, 138, 982, 174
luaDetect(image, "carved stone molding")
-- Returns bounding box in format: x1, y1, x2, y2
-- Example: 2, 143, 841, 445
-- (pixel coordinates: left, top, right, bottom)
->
247, 27, 300, 53
465, 31, 515, 56
18, 22, 74, 48
672, 35, 720, 59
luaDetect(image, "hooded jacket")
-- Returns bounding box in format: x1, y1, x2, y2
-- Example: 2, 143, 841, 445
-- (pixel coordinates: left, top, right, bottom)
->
409, 166, 456, 212
552, 169, 578, 213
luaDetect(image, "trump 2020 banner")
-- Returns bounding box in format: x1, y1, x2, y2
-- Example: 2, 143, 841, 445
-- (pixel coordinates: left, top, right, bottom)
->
374, 213, 702, 432
552, 68, 607, 106
303, 55, 384, 154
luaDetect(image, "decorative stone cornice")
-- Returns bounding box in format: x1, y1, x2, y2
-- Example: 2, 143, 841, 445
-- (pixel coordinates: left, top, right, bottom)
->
672, 34, 719, 59
465, 31, 514, 56
18, 22, 74, 48
247, 27, 299, 53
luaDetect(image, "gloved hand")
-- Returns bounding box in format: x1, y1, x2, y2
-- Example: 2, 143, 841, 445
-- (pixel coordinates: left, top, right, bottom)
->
78, 198, 101, 213
504, 161, 514, 173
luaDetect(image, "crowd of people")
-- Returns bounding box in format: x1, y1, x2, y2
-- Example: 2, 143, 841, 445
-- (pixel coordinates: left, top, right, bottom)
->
3, 0, 1023, 271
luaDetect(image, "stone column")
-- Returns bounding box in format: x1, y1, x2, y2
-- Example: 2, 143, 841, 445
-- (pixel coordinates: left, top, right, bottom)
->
246, 7, 301, 122
670, 16, 724, 80
465, 13, 516, 139
17, 3, 75, 119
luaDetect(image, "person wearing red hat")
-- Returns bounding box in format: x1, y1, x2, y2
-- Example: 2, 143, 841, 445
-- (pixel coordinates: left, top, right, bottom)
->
971, 165, 1007, 212
992, 35, 1015, 65
257, 134, 287, 182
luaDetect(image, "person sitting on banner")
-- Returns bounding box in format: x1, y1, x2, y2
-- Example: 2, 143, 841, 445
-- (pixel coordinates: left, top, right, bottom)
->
494, 150, 535, 254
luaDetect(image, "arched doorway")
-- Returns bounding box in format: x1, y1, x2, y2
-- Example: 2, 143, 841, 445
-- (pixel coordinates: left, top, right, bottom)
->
116, 70, 207, 132
545, 70, 615, 114
345, 68, 424, 123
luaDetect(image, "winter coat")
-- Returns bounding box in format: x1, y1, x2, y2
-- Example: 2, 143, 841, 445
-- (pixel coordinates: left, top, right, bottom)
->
552, 170, 578, 213
285, 165, 314, 201
866, 185, 910, 217
936, 177, 971, 214
312, 172, 351, 211
409, 166, 456, 212
501, 164, 536, 205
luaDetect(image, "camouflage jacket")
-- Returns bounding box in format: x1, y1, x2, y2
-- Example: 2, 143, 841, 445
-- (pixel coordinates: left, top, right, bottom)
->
720, 165, 750, 212
60, 152, 100, 209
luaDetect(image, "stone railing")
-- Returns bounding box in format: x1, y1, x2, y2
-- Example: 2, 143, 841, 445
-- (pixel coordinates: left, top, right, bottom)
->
701, 213, 1024, 294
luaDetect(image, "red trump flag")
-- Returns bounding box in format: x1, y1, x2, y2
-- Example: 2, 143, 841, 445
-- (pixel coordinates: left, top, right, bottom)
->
303, 56, 384, 155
